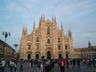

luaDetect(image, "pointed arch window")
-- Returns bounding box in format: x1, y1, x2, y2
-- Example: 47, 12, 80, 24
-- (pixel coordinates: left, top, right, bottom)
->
47, 39, 50, 44
47, 27, 50, 34
28, 45, 31, 50
58, 38, 61, 42
65, 45, 67, 50
36, 37, 39, 42
58, 45, 61, 50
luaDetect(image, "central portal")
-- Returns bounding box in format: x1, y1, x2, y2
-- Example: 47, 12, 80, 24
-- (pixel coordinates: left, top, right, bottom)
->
27, 54, 31, 60
58, 54, 62, 59
47, 51, 51, 59
36, 54, 39, 59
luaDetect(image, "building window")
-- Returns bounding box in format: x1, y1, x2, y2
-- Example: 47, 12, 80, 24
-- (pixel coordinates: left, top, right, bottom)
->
36, 37, 39, 42
47, 27, 50, 34
58, 38, 61, 42
47, 39, 50, 44
28, 45, 31, 50
58, 45, 61, 50
65, 45, 67, 50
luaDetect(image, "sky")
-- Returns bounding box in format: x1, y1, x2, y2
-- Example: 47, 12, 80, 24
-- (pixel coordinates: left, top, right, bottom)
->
0, 0, 96, 50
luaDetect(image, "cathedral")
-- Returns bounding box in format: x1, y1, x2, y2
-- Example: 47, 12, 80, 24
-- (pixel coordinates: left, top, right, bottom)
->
20, 16, 74, 60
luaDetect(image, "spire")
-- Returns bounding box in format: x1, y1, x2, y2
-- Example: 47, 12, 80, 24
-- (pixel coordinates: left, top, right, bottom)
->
33, 20, 35, 31
68, 29, 72, 38
54, 17, 56, 23
22, 25, 26, 36
61, 21, 64, 34
22, 25, 25, 33
52, 16, 54, 22
61, 22, 65, 38
42, 13, 45, 22
61, 21, 63, 31
40, 15, 43, 23
26, 24, 27, 34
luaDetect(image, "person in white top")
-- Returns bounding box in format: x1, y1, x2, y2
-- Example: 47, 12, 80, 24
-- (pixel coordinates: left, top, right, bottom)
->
10, 60, 14, 72
1, 59, 6, 72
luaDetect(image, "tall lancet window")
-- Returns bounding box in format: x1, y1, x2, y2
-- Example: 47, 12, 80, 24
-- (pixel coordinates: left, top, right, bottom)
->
28, 45, 31, 50
47, 39, 50, 44
36, 37, 39, 42
58, 38, 61, 42
65, 45, 67, 50
47, 27, 50, 34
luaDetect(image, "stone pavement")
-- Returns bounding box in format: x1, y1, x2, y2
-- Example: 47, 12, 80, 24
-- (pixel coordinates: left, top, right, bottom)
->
3, 62, 96, 72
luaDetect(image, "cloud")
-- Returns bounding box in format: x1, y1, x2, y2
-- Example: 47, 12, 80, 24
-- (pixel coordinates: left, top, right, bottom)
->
0, 0, 96, 49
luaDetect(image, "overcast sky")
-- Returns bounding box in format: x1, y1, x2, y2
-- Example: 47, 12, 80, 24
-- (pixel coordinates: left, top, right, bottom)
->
0, 0, 96, 50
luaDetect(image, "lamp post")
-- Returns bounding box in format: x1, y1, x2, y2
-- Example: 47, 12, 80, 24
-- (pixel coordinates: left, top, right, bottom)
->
14, 44, 18, 51
14, 44, 18, 60
2, 32, 10, 42
2, 32, 10, 59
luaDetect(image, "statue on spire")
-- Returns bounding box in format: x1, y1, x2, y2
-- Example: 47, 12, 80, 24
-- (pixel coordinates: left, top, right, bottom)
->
88, 41, 91, 48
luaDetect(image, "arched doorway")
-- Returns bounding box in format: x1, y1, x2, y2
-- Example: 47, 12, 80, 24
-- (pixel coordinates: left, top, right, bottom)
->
66, 54, 68, 59
47, 51, 51, 59
27, 54, 31, 60
58, 54, 62, 59
36, 54, 39, 59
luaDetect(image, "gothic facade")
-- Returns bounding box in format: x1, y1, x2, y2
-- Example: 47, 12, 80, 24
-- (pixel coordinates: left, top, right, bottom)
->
20, 16, 74, 60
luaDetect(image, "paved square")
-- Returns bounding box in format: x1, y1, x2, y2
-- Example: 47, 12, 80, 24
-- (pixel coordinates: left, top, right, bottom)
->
3, 62, 96, 72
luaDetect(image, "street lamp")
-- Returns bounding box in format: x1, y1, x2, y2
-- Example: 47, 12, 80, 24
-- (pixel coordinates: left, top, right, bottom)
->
14, 44, 18, 51
2, 32, 10, 42
2, 32, 10, 59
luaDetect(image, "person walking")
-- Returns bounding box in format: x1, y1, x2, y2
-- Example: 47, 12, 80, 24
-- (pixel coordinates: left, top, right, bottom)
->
66, 59, 69, 68
92, 59, 95, 67
77, 59, 80, 68
73, 59, 76, 67
14, 61, 17, 72
59, 57, 66, 72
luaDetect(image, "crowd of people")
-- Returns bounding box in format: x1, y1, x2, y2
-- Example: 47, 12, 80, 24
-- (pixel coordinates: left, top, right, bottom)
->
0, 58, 17, 72
83, 58, 96, 67
0, 57, 96, 72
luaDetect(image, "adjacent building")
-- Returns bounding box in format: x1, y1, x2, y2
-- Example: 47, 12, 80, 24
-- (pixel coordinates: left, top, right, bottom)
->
20, 16, 74, 60
74, 42, 96, 59
0, 39, 16, 60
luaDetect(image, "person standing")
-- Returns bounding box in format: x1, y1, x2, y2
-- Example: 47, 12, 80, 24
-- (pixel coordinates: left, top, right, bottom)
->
10, 60, 14, 72
40, 56, 45, 72
1, 59, 6, 72
14, 61, 17, 72
45, 59, 50, 72
20, 60, 23, 72
30, 59, 33, 67
73, 59, 76, 67
59, 57, 66, 72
